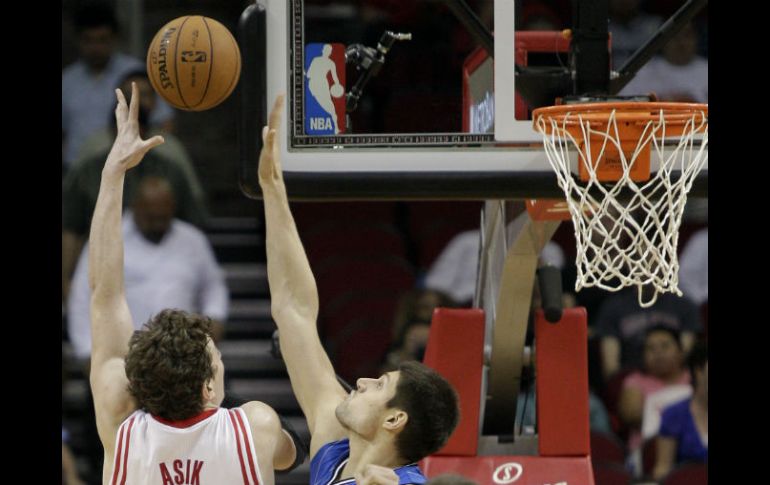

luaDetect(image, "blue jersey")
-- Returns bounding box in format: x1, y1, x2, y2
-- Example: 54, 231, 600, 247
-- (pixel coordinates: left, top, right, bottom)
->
310, 439, 426, 485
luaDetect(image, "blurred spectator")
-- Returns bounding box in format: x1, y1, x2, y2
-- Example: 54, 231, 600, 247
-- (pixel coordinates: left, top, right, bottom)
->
381, 317, 432, 372
67, 176, 228, 359
619, 22, 708, 102
390, 288, 455, 347
75, 69, 205, 201
639, 381, 692, 445
62, 350, 86, 485
425, 229, 565, 305
62, 1, 174, 169
595, 285, 700, 381
62, 70, 207, 304
618, 325, 690, 454
62, 427, 85, 485
384, 286, 460, 373
423, 230, 479, 304
608, 0, 663, 68
652, 342, 708, 480
678, 227, 708, 306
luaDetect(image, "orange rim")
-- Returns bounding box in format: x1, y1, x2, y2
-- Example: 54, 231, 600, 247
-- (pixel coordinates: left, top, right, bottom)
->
533, 102, 708, 128
533, 102, 707, 182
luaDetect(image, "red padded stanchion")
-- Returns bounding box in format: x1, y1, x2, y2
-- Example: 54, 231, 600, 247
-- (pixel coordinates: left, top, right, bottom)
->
535, 307, 590, 456
421, 455, 595, 484
422, 308, 485, 456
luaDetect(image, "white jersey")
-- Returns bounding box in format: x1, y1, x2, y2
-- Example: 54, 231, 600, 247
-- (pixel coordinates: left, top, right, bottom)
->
110, 407, 263, 485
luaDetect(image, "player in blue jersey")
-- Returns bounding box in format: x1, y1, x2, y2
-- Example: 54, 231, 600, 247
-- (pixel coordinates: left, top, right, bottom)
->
257, 95, 460, 485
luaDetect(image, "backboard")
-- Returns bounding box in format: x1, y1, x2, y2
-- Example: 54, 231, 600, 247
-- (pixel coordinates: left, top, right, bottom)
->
238, 0, 708, 200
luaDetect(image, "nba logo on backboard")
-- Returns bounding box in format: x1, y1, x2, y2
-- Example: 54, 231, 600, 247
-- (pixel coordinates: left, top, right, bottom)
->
305, 43, 346, 135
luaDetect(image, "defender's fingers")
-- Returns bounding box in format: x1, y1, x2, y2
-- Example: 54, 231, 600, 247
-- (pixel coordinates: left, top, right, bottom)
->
268, 94, 285, 131
128, 81, 140, 121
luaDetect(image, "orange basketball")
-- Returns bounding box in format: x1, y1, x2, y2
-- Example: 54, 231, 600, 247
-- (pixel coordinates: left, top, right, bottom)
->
147, 16, 241, 111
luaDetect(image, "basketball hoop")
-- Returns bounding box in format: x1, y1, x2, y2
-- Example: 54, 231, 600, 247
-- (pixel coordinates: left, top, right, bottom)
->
533, 101, 708, 307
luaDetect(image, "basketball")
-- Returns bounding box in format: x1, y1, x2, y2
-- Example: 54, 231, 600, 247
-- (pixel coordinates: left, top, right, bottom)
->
330, 84, 344, 98
147, 16, 241, 111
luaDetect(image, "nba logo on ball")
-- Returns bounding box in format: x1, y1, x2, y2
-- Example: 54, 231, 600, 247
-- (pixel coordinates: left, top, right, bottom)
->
304, 43, 346, 135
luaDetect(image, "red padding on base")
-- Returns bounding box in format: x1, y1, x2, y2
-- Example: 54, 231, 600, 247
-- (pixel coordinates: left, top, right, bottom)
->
535, 307, 590, 456
420, 455, 595, 484
422, 308, 485, 456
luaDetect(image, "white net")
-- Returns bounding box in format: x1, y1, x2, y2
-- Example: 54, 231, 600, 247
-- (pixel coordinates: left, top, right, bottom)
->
534, 105, 708, 307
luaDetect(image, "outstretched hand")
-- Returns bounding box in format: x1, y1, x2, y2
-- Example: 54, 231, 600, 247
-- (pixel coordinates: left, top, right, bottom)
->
105, 81, 165, 173
258, 94, 286, 189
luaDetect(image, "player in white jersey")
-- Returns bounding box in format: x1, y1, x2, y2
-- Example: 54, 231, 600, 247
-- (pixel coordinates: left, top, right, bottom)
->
87, 83, 298, 485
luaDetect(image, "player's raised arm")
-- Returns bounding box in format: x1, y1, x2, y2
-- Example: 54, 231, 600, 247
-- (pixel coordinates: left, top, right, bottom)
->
258, 94, 348, 441
89, 82, 164, 439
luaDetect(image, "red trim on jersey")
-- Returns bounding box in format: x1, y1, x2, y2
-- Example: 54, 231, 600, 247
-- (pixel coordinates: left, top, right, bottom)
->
119, 416, 136, 485
234, 409, 260, 485
229, 410, 251, 485
151, 408, 218, 428
110, 420, 127, 485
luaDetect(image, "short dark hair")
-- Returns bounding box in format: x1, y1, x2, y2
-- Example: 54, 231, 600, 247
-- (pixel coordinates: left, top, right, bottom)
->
124, 309, 215, 421
644, 324, 682, 350
687, 341, 708, 387
73, 2, 119, 34
386, 361, 460, 463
